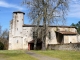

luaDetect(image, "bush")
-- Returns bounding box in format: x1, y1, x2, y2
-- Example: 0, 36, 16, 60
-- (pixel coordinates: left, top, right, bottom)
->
0, 42, 4, 50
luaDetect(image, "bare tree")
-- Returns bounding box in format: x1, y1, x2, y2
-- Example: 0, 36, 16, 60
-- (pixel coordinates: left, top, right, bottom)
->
0, 25, 9, 50
1, 29, 9, 40
0, 25, 2, 37
23, 0, 69, 50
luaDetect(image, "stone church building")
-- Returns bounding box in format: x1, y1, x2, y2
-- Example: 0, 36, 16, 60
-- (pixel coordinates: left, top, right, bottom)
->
8, 11, 78, 50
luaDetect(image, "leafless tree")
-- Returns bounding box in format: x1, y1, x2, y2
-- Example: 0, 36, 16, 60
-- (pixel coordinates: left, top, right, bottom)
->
23, 0, 69, 50
0, 25, 9, 50
0, 25, 2, 37
1, 29, 9, 40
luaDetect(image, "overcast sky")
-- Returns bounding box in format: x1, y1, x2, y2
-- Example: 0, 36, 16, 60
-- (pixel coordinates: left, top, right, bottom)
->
0, 0, 80, 30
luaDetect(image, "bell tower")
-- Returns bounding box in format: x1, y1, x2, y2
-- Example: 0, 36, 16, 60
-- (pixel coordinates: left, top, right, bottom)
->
9, 11, 25, 50
13, 11, 25, 36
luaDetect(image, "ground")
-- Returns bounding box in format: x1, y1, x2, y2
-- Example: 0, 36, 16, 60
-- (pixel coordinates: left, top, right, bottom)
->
27, 51, 60, 60
33, 50, 80, 60
0, 50, 80, 60
0, 50, 37, 60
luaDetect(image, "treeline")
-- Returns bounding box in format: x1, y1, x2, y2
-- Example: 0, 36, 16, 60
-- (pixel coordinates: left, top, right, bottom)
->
71, 21, 80, 34
0, 25, 9, 50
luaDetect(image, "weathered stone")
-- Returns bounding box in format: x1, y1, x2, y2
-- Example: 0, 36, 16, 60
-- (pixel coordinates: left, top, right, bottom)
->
48, 43, 80, 51
8, 11, 79, 50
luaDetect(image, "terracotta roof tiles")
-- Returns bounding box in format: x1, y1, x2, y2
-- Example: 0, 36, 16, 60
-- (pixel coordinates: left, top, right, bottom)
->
56, 31, 77, 35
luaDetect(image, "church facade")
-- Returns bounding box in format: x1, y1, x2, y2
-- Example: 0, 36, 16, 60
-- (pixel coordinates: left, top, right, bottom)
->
8, 11, 78, 50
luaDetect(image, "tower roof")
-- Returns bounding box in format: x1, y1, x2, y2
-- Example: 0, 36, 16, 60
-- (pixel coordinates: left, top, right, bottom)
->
13, 11, 25, 15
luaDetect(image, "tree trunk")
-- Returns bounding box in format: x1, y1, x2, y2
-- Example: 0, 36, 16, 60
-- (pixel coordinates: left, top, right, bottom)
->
34, 38, 37, 50
34, 17, 40, 50
42, 0, 47, 50
34, 31, 37, 50
42, 18, 46, 50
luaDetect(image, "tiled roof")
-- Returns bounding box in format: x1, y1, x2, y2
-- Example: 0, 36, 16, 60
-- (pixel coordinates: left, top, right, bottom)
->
23, 24, 76, 28
28, 39, 42, 43
56, 31, 77, 35
28, 40, 34, 43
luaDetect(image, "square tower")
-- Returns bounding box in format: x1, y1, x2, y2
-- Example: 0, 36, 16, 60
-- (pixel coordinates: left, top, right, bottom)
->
8, 11, 25, 50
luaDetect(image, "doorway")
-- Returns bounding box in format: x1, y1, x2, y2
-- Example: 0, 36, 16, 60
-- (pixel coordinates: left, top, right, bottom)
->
56, 32, 64, 44
28, 39, 42, 50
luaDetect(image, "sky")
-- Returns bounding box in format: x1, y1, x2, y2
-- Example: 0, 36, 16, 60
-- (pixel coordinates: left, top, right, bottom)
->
0, 0, 80, 30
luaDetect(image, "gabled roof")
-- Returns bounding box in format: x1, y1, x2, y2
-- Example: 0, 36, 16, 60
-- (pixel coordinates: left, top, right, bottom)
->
23, 24, 76, 28
56, 31, 77, 35
28, 39, 42, 44
28, 40, 34, 44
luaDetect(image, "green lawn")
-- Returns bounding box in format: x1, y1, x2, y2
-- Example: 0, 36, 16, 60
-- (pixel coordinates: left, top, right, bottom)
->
34, 50, 80, 60
0, 50, 37, 60
1, 50, 80, 60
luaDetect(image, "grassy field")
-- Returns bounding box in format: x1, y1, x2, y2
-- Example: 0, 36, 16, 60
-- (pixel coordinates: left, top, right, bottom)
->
0, 50, 80, 60
0, 50, 37, 60
34, 50, 80, 60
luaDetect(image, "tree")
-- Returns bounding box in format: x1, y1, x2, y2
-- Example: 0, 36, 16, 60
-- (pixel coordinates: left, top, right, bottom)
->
1, 29, 9, 40
71, 21, 80, 34
23, 0, 69, 50
0, 25, 2, 37
0, 42, 4, 50
0, 25, 9, 50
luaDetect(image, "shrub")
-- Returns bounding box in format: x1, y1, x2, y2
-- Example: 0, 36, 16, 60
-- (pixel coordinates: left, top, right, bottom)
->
0, 42, 4, 50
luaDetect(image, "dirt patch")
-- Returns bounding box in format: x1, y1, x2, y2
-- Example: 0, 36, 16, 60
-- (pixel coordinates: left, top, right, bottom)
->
0, 58, 6, 60
27, 51, 60, 60
0, 54, 8, 60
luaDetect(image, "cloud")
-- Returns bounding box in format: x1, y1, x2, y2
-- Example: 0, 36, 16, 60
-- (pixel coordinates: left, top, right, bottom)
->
0, 0, 24, 10
67, 0, 80, 18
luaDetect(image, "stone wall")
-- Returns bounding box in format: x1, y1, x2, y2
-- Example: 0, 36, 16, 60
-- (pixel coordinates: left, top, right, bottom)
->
48, 43, 80, 51
78, 35, 80, 42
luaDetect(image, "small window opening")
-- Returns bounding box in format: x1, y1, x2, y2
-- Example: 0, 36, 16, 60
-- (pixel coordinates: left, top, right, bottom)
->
33, 32, 35, 38
17, 40, 18, 43
49, 32, 51, 39
17, 28, 18, 30
17, 20, 19, 22
70, 42, 72, 43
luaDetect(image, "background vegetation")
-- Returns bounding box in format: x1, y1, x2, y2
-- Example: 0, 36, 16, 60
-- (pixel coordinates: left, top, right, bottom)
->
0, 25, 9, 50
71, 21, 80, 34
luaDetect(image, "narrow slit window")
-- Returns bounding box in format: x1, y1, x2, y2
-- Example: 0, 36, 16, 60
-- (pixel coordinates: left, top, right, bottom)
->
17, 40, 18, 43
17, 28, 18, 30
17, 20, 19, 22
49, 32, 51, 39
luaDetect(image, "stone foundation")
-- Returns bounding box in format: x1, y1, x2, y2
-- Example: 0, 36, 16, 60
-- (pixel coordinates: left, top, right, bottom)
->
48, 43, 80, 51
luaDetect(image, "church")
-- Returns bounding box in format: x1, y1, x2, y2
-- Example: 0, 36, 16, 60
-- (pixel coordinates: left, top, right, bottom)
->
8, 11, 78, 50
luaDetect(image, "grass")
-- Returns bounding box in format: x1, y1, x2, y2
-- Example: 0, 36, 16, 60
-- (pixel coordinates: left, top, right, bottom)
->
0, 50, 37, 60
1, 50, 80, 60
33, 50, 80, 60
